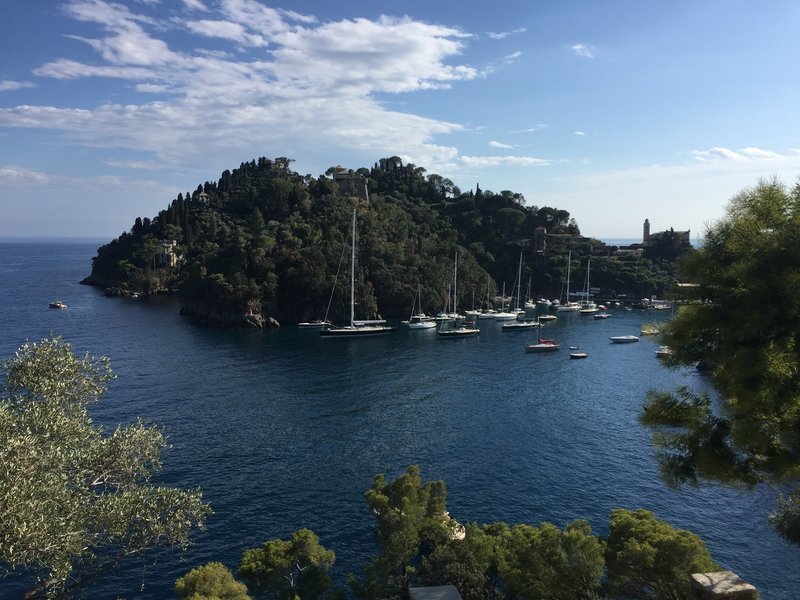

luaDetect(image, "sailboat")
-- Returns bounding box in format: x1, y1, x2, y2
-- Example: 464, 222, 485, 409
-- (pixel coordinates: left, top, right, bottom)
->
502, 253, 540, 330
579, 258, 598, 314
405, 284, 436, 330
438, 252, 479, 337
320, 208, 394, 337
525, 326, 560, 352
493, 281, 518, 320
477, 274, 497, 319
556, 250, 580, 312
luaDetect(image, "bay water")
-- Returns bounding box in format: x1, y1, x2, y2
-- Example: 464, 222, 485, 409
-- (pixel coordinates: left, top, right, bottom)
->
0, 241, 797, 598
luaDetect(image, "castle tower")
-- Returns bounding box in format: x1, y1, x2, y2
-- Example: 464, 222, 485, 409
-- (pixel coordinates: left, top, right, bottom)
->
643, 218, 650, 244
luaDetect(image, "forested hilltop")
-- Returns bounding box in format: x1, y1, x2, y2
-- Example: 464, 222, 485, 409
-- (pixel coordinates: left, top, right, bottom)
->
83, 156, 690, 327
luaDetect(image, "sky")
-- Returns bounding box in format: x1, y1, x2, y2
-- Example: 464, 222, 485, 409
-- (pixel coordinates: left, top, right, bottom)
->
1, 0, 799, 240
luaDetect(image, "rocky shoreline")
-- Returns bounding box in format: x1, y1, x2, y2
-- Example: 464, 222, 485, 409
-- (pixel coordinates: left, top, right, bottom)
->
81, 277, 280, 329
179, 304, 280, 329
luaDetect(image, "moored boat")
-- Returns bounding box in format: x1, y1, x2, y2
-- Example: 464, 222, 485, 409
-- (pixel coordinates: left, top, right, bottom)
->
609, 335, 639, 343
321, 209, 394, 338
405, 284, 437, 329
438, 252, 479, 338
299, 319, 331, 327
501, 319, 540, 331
526, 338, 560, 352
49, 300, 67, 309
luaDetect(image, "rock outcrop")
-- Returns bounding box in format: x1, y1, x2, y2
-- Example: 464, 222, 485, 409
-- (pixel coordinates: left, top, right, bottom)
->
179, 304, 280, 329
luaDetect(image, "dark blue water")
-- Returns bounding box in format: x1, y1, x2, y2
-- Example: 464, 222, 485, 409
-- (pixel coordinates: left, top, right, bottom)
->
0, 241, 797, 598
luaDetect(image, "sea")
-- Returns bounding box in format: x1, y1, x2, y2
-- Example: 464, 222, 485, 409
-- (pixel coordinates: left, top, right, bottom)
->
0, 240, 796, 598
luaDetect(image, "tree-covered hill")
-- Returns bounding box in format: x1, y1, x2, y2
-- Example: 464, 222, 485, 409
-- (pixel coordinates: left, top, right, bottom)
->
83, 156, 689, 326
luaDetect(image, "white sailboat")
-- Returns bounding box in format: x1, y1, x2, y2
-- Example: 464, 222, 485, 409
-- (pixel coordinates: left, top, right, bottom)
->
579, 258, 598, 314
438, 252, 479, 337
320, 208, 394, 337
405, 284, 436, 329
556, 250, 580, 312
502, 253, 539, 330
477, 274, 497, 318
493, 280, 518, 320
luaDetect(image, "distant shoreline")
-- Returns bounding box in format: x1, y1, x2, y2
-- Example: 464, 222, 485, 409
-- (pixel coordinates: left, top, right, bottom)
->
0, 236, 703, 248
0, 236, 109, 244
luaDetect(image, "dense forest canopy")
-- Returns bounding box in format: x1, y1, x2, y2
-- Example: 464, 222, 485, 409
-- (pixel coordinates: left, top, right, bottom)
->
84, 156, 691, 325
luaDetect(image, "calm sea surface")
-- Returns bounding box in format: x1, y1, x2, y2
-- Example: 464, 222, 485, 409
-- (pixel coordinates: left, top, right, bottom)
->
0, 241, 796, 598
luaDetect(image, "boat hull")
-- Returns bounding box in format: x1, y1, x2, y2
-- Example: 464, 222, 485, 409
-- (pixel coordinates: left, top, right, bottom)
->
526, 343, 560, 352
320, 325, 394, 337
501, 321, 540, 331
609, 335, 639, 343
438, 327, 479, 338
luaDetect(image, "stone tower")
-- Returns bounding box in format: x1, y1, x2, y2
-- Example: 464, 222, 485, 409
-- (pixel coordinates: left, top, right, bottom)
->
643, 218, 650, 244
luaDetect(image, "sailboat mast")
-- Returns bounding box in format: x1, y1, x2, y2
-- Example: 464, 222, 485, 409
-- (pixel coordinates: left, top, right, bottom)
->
565, 250, 572, 304
516, 252, 523, 310
453, 252, 458, 314
585, 258, 591, 302
350, 208, 356, 327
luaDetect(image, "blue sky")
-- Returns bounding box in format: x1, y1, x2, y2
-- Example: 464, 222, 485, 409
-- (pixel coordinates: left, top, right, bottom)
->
1, 0, 799, 239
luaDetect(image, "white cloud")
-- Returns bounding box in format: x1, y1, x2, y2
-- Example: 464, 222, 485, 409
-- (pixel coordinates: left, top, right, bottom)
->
489, 140, 513, 149
0, 80, 36, 92
739, 147, 781, 159
183, 0, 209, 11
135, 83, 172, 93
487, 27, 526, 40
511, 125, 546, 133
7, 0, 480, 175
0, 166, 50, 184
573, 131, 586, 136
104, 159, 163, 169
185, 19, 268, 46
459, 155, 550, 168
571, 43, 593, 59
691, 146, 783, 162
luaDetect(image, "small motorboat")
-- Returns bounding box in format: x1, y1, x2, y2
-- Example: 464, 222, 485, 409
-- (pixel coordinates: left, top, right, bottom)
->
49, 300, 67, 309
610, 335, 639, 343
569, 352, 588, 359
655, 345, 673, 357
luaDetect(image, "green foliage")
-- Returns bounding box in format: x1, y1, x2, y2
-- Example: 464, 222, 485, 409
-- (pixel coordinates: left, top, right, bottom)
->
155, 465, 722, 600
85, 156, 687, 323
649, 177, 800, 544
769, 487, 800, 543
419, 522, 507, 600
351, 465, 457, 599
500, 520, 605, 600
350, 467, 718, 599
175, 562, 251, 599
605, 509, 718, 600
641, 388, 754, 487
359, 465, 450, 597
239, 529, 335, 600
0, 337, 210, 599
